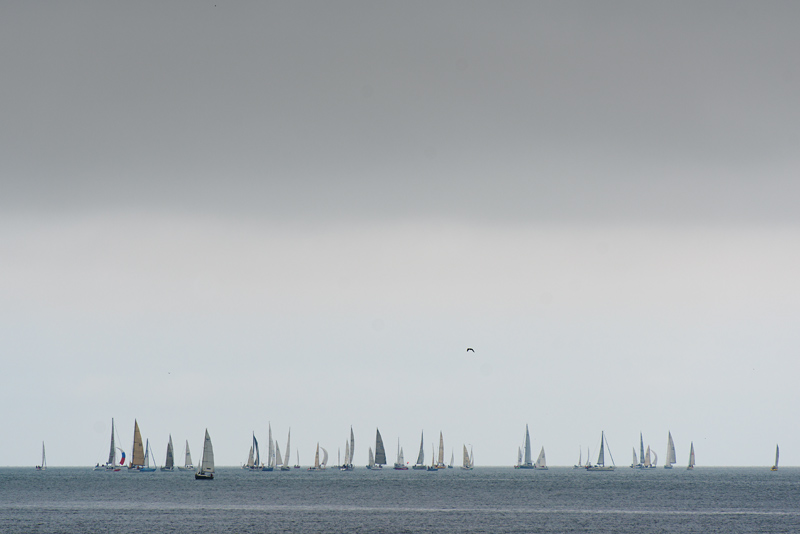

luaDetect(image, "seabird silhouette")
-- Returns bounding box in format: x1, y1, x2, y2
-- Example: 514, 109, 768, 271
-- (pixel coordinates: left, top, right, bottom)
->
466, 348, 475, 352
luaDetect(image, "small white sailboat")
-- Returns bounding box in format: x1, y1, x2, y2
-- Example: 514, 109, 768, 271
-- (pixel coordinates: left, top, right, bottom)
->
664, 431, 676, 469
651, 449, 658, 468
36, 442, 46, 471
275, 443, 283, 470
160, 435, 175, 471
573, 447, 583, 469
630, 447, 638, 468
585, 431, 615, 471
461, 444, 474, 470
308, 443, 327, 470
427, 444, 438, 471
263, 424, 274, 471
294, 448, 301, 469
341, 427, 355, 471
771, 444, 779, 471
366, 446, 375, 469
448, 449, 454, 469
393, 438, 408, 470
687, 441, 695, 470
280, 429, 292, 471
518, 424, 534, 469
535, 446, 548, 470
195, 429, 215, 480
373, 428, 386, 468
516, 446, 523, 468
412, 431, 426, 470
177, 440, 194, 471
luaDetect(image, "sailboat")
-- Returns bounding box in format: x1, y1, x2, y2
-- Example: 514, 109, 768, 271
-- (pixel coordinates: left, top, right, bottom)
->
687, 442, 695, 470
195, 429, 215, 480
280, 429, 292, 471
461, 444, 474, 470
138, 439, 157, 472
427, 444, 438, 471
177, 440, 194, 471
651, 449, 658, 468
263, 424, 274, 471
436, 432, 446, 469
448, 449, 454, 469
95, 418, 125, 471
573, 447, 583, 469
412, 431, 426, 470
366, 446, 375, 469
128, 420, 146, 470
585, 431, 615, 471
630, 447, 638, 468
275, 443, 283, 470
341, 427, 355, 471
518, 424, 534, 469
516, 447, 523, 468
771, 444, 779, 471
308, 443, 327, 470
664, 431, 676, 469
160, 435, 175, 471
36, 442, 46, 470
243, 432, 261, 470
393, 437, 408, 470
294, 449, 300, 469
535, 446, 548, 470
373, 428, 386, 469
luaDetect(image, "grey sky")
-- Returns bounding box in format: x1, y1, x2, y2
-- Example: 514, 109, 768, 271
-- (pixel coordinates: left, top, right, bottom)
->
1, 2, 799, 467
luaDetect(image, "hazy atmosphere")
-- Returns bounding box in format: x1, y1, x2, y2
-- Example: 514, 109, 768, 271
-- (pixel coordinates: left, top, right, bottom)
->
2, 1, 799, 467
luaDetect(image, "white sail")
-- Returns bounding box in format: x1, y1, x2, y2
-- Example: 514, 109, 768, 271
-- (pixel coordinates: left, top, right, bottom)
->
349, 426, 355, 466
639, 433, 645, 468
517, 447, 522, 467
450, 450, 454, 468
665, 431, 676, 467
772, 444, 779, 470
375, 429, 387, 466
268, 424, 274, 468
687, 441, 695, 469
321, 447, 329, 468
38, 441, 47, 470
399, 447, 404, 465
184, 441, 193, 468
196, 429, 215, 478
368, 446, 375, 468
536, 447, 547, 469
314, 443, 320, 469
275, 443, 283, 466
283, 429, 291, 468
246, 445, 254, 468
415, 431, 425, 467
644, 446, 651, 468
631, 447, 638, 467
523, 425, 533, 467
437, 432, 445, 467
651, 449, 658, 467
463, 444, 470, 468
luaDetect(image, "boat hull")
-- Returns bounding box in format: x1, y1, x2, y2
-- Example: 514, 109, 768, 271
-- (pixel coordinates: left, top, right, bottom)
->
195, 472, 214, 480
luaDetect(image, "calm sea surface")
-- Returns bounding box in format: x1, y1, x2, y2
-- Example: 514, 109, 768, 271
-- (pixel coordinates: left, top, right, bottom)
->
1, 467, 798, 533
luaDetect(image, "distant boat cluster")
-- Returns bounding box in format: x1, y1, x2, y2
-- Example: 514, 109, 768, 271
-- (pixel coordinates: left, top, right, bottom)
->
60, 419, 780, 478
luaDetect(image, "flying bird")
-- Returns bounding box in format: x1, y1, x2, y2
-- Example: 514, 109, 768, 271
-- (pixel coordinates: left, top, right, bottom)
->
466, 348, 475, 353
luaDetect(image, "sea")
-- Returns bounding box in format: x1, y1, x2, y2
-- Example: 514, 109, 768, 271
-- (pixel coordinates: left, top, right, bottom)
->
1, 467, 798, 533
